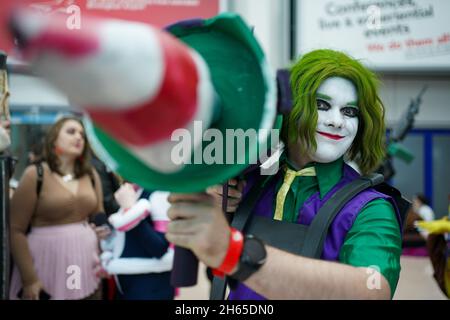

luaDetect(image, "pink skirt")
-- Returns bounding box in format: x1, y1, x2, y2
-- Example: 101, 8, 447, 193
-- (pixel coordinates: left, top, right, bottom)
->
10, 221, 101, 300
402, 247, 429, 257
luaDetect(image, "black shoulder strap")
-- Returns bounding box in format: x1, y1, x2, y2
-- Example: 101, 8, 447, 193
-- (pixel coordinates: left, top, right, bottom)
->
35, 162, 44, 196
300, 173, 384, 259
210, 173, 386, 300
209, 175, 266, 300
373, 183, 410, 231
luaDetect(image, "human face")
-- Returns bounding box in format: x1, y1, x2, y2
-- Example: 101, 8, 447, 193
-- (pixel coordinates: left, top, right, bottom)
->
55, 119, 85, 158
310, 77, 359, 163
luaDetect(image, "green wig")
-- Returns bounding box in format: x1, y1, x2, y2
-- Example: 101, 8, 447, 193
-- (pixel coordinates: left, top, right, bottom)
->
283, 49, 386, 174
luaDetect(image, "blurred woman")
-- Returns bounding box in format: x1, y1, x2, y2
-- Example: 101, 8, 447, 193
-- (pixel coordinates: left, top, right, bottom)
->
9, 116, 105, 300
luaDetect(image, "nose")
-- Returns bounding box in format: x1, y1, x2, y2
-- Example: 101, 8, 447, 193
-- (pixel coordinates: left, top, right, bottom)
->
324, 108, 344, 129
77, 134, 84, 142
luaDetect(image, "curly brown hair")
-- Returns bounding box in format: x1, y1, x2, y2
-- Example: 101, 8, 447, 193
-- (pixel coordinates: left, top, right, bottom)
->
43, 116, 93, 178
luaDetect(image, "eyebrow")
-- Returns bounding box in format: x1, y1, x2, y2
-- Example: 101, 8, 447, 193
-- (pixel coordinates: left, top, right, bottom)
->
316, 93, 332, 100
316, 93, 359, 108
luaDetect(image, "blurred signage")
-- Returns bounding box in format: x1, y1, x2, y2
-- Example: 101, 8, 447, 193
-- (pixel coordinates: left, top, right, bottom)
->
295, 0, 450, 71
0, 0, 225, 60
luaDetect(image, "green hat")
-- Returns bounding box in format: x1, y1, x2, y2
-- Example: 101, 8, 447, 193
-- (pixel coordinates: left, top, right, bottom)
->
85, 13, 279, 192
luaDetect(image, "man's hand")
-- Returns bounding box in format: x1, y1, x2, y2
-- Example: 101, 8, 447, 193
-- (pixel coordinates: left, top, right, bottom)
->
166, 193, 230, 268
206, 179, 246, 212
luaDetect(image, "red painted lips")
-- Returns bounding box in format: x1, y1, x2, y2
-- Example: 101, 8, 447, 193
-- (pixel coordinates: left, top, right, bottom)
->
317, 131, 345, 140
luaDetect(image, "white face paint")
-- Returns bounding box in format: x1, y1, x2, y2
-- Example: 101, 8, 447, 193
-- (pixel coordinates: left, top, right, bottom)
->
310, 77, 359, 163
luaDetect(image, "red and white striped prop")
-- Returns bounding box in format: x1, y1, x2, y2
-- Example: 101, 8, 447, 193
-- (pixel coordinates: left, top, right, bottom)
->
12, 9, 216, 173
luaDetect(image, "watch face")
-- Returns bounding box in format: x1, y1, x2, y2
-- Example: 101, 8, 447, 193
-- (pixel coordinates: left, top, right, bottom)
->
244, 237, 267, 266
230, 235, 267, 282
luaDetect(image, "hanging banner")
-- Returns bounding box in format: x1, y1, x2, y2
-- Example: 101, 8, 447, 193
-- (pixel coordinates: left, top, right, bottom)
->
295, 0, 450, 71
0, 0, 225, 61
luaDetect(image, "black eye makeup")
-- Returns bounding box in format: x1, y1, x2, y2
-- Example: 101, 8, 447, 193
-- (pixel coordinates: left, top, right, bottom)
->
316, 98, 331, 110
316, 95, 359, 118
341, 106, 360, 118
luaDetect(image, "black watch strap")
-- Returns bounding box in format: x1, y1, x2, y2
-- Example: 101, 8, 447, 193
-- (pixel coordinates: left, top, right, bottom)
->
229, 235, 266, 282
229, 262, 256, 282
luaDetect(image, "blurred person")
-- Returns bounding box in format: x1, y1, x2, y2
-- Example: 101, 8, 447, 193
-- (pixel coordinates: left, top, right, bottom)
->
100, 183, 175, 300
9, 116, 105, 300
0, 51, 10, 153
0, 51, 13, 200
416, 217, 450, 298
0, 117, 14, 198
0, 118, 11, 153
8, 133, 45, 200
403, 193, 435, 256
412, 193, 435, 222
91, 153, 121, 217
27, 134, 46, 165
414, 199, 449, 297
90, 153, 121, 300
412, 193, 435, 242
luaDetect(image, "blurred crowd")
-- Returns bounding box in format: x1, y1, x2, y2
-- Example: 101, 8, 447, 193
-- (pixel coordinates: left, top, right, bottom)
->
5, 116, 175, 300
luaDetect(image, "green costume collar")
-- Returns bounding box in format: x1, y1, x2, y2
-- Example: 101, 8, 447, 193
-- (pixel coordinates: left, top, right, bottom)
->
283, 153, 344, 199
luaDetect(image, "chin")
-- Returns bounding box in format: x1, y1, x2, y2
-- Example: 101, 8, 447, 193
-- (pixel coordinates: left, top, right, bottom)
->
312, 156, 340, 163
312, 150, 345, 163
72, 147, 84, 155
312, 141, 351, 164
68, 152, 83, 159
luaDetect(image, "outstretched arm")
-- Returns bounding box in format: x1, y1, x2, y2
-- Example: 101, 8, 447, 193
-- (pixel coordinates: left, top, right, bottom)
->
244, 246, 390, 299
166, 193, 392, 300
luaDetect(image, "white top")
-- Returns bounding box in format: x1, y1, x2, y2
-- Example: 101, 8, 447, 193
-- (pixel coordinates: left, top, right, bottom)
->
417, 205, 435, 222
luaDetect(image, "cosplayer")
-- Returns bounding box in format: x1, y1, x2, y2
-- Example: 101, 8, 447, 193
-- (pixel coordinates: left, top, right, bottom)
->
8, 11, 404, 299
167, 49, 403, 300
416, 217, 450, 298
100, 183, 175, 300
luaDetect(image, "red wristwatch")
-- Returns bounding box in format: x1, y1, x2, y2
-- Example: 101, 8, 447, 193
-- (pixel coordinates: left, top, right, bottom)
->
212, 228, 244, 278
